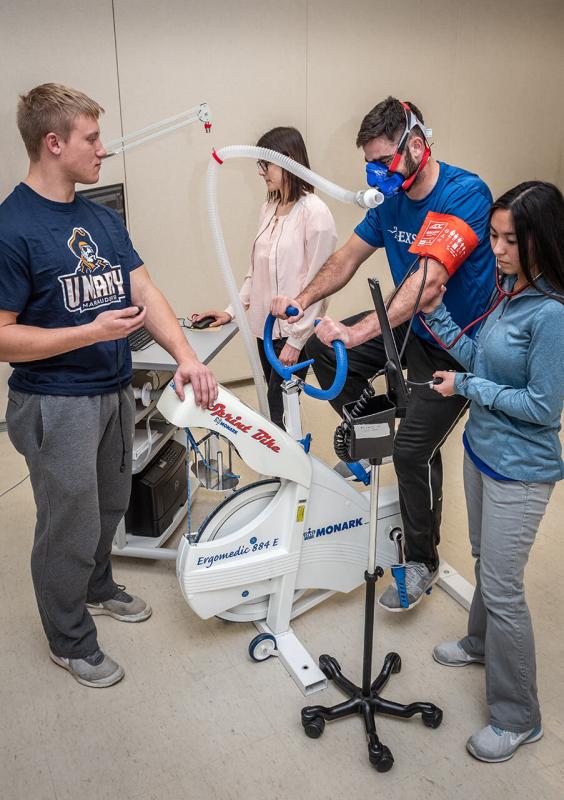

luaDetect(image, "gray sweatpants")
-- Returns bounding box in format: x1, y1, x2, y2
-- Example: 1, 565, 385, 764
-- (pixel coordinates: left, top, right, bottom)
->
6, 388, 135, 659
460, 453, 553, 732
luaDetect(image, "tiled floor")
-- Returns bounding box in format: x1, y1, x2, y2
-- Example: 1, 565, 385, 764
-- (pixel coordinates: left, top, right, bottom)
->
1, 381, 563, 799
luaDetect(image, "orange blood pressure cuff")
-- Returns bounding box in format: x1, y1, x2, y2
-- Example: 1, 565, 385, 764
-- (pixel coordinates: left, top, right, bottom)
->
408, 212, 479, 276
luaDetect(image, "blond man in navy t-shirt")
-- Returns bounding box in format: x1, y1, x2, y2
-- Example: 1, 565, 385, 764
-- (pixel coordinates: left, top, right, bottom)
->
0, 83, 217, 688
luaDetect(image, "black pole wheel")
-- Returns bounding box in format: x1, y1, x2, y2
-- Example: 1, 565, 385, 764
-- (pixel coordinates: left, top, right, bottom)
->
302, 714, 326, 739
422, 706, 443, 728
369, 743, 394, 772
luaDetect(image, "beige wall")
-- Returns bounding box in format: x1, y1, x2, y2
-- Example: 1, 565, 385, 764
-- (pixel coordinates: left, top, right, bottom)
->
1, 0, 564, 416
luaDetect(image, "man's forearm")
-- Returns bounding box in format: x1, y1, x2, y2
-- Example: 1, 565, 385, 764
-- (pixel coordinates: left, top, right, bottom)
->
297, 250, 358, 309
0, 322, 96, 362
348, 266, 445, 347
142, 285, 199, 365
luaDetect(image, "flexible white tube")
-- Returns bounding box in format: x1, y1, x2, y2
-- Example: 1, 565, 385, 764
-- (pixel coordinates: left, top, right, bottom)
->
207, 145, 384, 418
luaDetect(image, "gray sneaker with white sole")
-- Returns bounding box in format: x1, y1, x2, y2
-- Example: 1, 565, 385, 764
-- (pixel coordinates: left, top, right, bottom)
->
50, 648, 124, 688
433, 640, 485, 667
466, 724, 543, 763
87, 586, 152, 622
378, 562, 439, 611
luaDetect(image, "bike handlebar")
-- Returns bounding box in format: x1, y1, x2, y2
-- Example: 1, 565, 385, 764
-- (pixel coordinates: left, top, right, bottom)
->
263, 306, 348, 401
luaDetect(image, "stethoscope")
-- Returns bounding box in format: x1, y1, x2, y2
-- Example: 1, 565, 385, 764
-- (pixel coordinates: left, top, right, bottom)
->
417, 262, 532, 350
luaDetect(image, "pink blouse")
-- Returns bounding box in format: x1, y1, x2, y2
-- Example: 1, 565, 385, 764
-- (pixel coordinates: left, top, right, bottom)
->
226, 192, 337, 350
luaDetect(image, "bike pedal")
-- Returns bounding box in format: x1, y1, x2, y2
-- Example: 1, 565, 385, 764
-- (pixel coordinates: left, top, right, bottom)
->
391, 564, 409, 609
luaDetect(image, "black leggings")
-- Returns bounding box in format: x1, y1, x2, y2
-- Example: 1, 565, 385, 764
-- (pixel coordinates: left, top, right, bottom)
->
305, 312, 468, 570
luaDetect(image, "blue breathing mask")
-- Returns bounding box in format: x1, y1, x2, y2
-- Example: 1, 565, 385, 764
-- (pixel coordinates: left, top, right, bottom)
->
365, 162, 404, 198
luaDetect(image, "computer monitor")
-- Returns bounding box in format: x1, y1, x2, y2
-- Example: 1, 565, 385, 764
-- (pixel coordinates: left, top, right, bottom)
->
78, 182, 127, 226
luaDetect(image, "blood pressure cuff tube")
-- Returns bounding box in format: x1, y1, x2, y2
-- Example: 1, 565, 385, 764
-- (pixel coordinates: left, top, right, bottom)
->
408, 212, 479, 276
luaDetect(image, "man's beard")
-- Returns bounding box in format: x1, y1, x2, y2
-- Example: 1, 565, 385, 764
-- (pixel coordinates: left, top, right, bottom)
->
403, 147, 421, 183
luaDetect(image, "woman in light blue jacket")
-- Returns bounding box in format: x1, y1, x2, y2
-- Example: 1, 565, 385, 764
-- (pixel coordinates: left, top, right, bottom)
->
423, 181, 564, 764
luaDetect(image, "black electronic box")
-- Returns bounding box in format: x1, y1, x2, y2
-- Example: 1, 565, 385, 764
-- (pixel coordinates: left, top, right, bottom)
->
125, 440, 187, 538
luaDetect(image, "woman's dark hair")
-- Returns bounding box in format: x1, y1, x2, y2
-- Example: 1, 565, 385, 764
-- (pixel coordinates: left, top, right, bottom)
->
256, 126, 313, 204
490, 181, 564, 300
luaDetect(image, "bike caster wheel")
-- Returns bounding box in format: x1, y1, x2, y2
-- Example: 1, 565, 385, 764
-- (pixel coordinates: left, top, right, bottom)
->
369, 744, 394, 772
303, 716, 325, 739
422, 707, 443, 729
248, 633, 277, 662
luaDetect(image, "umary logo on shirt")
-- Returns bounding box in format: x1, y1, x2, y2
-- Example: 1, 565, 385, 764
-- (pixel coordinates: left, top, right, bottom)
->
58, 227, 126, 313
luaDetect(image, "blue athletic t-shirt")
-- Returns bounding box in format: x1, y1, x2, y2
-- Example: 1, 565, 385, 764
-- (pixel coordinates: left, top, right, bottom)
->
354, 162, 495, 344
0, 182, 143, 395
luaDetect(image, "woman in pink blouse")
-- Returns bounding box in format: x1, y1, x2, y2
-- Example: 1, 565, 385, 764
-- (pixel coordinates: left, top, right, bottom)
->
193, 127, 337, 428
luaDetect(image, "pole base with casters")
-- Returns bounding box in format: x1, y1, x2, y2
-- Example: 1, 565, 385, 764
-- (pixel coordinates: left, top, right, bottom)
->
302, 424, 443, 772
300, 277, 443, 770
301, 566, 442, 772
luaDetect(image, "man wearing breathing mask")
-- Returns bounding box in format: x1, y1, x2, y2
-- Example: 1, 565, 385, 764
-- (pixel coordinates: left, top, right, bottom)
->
271, 96, 495, 612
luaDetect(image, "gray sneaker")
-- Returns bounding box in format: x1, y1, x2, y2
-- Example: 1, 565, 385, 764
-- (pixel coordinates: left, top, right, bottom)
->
378, 562, 439, 611
87, 586, 152, 622
50, 648, 125, 688
466, 724, 543, 763
433, 640, 485, 667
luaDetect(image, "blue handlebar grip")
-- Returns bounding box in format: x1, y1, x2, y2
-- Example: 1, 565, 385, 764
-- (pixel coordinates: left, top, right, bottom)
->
303, 339, 347, 400
262, 312, 348, 398
263, 313, 312, 380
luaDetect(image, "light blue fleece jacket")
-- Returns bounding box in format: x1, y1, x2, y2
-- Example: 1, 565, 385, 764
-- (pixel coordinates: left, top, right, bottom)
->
424, 277, 564, 483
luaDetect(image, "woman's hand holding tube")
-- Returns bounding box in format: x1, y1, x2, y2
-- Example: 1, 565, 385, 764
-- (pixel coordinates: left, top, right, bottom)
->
431, 370, 457, 397
270, 296, 304, 321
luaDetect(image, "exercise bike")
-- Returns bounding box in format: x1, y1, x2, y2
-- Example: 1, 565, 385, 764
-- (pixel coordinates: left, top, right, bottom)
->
156, 312, 404, 695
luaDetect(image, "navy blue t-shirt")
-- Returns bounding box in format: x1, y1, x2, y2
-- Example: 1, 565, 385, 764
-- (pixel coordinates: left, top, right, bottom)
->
354, 162, 495, 344
0, 183, 143, 395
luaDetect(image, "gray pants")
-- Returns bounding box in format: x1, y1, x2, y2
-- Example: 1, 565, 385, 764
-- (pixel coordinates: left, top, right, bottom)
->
460, 453, 553, 732
6, 388, 135, 659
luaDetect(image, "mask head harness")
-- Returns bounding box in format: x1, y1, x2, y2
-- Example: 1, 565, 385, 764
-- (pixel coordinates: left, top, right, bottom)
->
366, 102, 432, 197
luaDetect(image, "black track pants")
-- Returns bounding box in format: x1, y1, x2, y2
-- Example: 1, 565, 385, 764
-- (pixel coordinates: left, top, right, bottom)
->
305, 312, 468, 569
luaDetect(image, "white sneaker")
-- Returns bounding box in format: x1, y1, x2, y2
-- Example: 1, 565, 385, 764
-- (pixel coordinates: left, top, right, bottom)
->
466, 724, 543, 763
